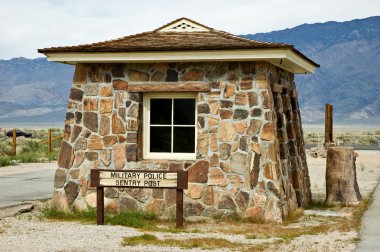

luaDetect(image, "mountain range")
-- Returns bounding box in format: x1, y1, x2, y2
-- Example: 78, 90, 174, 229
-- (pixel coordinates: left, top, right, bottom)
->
0, 16, 379, 126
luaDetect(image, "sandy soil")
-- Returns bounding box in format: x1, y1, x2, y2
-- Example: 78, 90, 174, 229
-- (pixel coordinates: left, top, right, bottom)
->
0, 151, 379, 251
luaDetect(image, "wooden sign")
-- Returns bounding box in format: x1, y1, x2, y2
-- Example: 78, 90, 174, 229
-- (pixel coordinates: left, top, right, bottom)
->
90, 169, 188, 228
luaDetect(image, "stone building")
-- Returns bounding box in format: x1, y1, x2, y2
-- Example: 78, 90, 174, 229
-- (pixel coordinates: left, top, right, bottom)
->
38, 18, 319, 222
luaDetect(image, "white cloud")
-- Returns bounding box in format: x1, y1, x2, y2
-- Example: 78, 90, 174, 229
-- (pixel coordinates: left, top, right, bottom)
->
0, 0, 379, 59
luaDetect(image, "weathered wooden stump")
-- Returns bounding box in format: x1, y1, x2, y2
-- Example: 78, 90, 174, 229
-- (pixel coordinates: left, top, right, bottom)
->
325, 147, 361, 205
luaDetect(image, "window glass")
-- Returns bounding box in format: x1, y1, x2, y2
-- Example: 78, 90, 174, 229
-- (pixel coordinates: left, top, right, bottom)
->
174, 99, 195, 125
150, 126, 171, 152
173, 126, 195, 153
150, 99, 172, 125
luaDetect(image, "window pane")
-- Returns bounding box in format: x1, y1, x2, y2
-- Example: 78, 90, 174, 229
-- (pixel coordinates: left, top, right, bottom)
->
173, 127, 195, 153
150, 99, 172, 125
174, 99, 195, 125
150, 126, 171, 152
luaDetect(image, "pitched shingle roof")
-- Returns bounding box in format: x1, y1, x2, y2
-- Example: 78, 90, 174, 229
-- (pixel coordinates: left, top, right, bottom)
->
38, 17, 319, 67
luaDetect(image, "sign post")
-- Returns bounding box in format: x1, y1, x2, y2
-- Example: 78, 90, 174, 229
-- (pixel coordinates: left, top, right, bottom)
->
90, 169, 188, 228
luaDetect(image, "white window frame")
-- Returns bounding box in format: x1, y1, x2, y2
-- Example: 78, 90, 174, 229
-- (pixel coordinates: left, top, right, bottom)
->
143, 92, 198, 160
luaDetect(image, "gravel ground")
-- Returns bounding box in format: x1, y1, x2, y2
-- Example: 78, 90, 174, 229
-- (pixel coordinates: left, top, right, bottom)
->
0, 151, 379, 251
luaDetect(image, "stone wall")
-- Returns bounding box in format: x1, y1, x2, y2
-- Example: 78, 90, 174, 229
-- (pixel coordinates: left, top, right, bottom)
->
52, 61, 311, 222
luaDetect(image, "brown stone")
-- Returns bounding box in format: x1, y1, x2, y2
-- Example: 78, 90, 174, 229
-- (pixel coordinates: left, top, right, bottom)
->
152, 189, 164, 199
84, 98, 98, 111
196, 131, 208, 158
264, 162, 279, 180
218, 122, 234, 142
262, 91, 272, 109
103, 135, 118, 147
147, 199, 165, 214
126, 132, 137, 143
113, 143, 126, 169
54, 169, 66, 188
247, 92, 258, 107
220, 109, 233, 119
128, 69, 149, 82
197, 103, 210, 114
220, 100, 233, 108
58, 141, 74, 169
88, 65, 102, 83
100, 150, 112, 167
230, 152, 247, 175
233, 122, 247, 134
245, 206, 264, 219
75, 112, 82, 124
251, 108, 262, 117
80, 177, 88, 197
209, 167, 228, 186
247, 119, 261, 135
63, 124, 71, 141
239, 136, 248, 151
240, 79, 253, 90
165, 189, 176, 207
111, 64, 125, 78
128, 82, 210, 92
118, 135, 126, 143
112, 112, 126, 134
75, 152, 85, 167
69, 88, 84, 101
126, 144, 137, 162
251, 142, 261, 154
100, 99, 112, 115
241, 62, 256, 75
126, 188, 150, 203
99, 115, 110, 136
126, 119, 138, 131
207, 91, 221, 99
224, 84, 235, 98
203, 186, 216, 205
255, 73, 268, 89
128, 103, 139, 118
218, 194, 235, 210
187, 160, 209, 183
151, 71, 166, 82
236, 190, 250, 210
85, 151, 98, 161
71, 125, 82, 143
227, 174, 245, 187
233, 109, 249, 120
114, 92, 123, 108
261, 123, 275, 141
83, 112, 98, 132
112, 79, 128, 90
99, 86, 112, 97
64, 181, 79, 204
73, 64, 87, 84
235, 93, 247, 105
88, 135, 103, 150
210, 133, 218, 152
210, 153, 219, 167
184, 183, 205, 199
180, 69, 204, 81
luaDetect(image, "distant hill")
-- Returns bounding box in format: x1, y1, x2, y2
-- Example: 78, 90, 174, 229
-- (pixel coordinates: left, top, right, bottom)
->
243, 16, 380, 124
0, 16, 379, 126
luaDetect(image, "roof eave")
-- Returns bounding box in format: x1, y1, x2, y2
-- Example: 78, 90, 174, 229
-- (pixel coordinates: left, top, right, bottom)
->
43, 48, 318, 74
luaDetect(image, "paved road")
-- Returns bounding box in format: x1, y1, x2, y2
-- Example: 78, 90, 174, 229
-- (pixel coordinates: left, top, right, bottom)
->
356, 182, 380, 251
0, 164, 55, 208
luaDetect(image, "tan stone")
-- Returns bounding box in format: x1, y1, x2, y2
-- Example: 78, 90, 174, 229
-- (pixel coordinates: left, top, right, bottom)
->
220, 161, 231, 172
235, 92, 247, 105
240, 79, 253, 90
88, 135, 103, 150
99, 115, 110, 136
99, 86, 112, 97
196, 131, 208, 158
209, 102, 219, 114
247, 119, 261, 135
208, 117, 219, 127
219, 109, 233, 119
84, 98, 98, 111
262, 90, 272, 109
146, 199, 165, 214
184, 183, 205, 199
114, 92, 123, 108
85, 192, 97, 208
261, 123, 275, 141
51, 191, 69, 211
218, 122, 234, 142
209, 167, 228, 186
112, 79, 128, 90
187, 160, 209, 183
224, 84, 235, 98
80, 177, 88, 197
103, 136, 118, 147
210, 133, 218, 152
112, 112, 126, 134
113, 143, 126, 169
210, 153, 219, 167
203, 186, 216, 205
255, 73, 268, 89
251, 142, 261, 154
264, 162, 280, 180
128, 69, 149, 82
100, 99, 112, 115
73, 64, 87, 84
245, 206, 264, 219
233, 122, 247, 134
180, 69, 204, 81
126, 119, 138, 131
100, 150, 112, 167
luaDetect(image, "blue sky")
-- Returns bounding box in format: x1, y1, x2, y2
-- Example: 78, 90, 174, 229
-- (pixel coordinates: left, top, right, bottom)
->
0, 0, 379, 59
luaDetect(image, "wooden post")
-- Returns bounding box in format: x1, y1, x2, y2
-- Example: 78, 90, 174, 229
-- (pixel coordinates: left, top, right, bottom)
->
176, 189, 184, 228
97, 187, 104, 225
326, 147, 361, 205
47, 129, 52, 155
12, 128, 16, 156
325, 104, 333, 144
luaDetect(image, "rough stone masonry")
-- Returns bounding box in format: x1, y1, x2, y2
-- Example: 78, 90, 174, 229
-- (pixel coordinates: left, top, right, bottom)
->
52, 61, 311, 223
